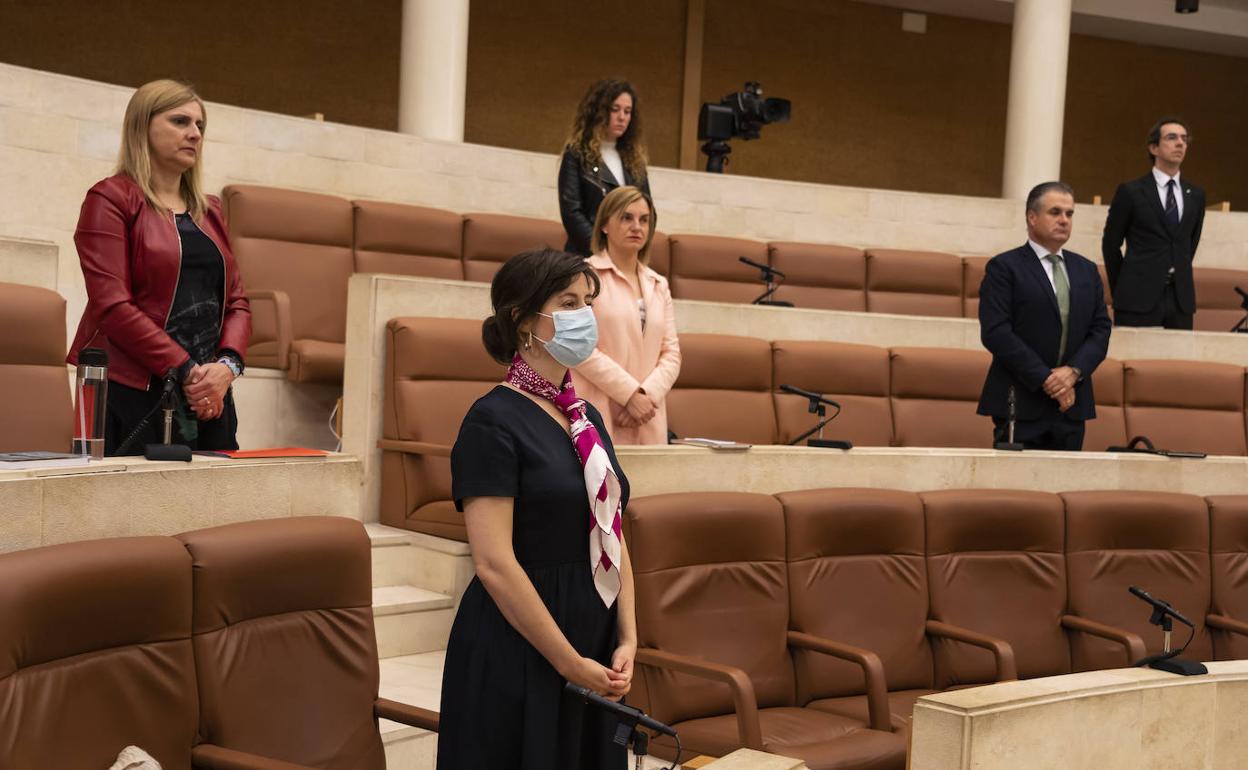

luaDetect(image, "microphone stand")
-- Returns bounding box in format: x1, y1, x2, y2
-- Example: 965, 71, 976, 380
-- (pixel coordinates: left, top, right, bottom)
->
994, 385, 1024, 451
1230, 286, 1248, 333
782, 388, 852, 449
160, 371, 178, 446
739, 256, 794, 307
1129, 588, 1207, 676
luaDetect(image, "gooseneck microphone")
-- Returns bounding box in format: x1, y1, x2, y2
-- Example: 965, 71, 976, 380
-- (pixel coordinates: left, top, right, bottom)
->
738, 255, 785, 278
778, 384, 841, 409
1128, 585, 1194, 627
564, 682, 677, 737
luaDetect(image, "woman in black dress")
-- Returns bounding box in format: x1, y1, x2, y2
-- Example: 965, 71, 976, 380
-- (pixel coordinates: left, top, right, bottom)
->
438, 248, 636, 770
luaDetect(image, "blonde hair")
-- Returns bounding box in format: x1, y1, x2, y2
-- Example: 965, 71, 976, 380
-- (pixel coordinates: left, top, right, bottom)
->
591, 186, 656, 261
116, 80, 209, 220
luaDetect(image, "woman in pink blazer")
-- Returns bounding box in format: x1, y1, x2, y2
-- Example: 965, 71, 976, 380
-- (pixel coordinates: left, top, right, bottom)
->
573, 186, 681, 445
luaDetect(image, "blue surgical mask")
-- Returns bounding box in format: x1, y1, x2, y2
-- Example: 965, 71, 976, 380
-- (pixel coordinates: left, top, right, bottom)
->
535, 306, 598, 367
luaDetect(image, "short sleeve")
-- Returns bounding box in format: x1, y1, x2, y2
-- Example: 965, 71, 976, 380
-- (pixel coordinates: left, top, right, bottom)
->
451, 402, 519, 511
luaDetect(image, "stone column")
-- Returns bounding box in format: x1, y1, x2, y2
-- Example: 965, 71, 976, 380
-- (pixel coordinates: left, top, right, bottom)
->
398, 0, 470, 141
1001, 0, 1072, 200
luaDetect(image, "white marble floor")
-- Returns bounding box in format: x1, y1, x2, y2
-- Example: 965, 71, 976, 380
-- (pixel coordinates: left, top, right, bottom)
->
378, 651, 679, 769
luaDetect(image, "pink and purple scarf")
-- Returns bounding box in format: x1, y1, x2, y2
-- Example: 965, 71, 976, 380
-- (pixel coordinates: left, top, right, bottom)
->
506, 355, 622, 607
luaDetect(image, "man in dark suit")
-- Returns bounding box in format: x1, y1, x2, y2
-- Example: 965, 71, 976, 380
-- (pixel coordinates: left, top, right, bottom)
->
1102, 117, 1206, 329
978, 182, 1113, 451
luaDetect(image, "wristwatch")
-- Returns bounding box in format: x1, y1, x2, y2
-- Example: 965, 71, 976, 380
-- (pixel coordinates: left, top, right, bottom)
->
217, 356, 243, 379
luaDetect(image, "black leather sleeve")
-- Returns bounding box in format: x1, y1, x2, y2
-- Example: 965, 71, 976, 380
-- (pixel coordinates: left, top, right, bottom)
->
557, 150, 593, 254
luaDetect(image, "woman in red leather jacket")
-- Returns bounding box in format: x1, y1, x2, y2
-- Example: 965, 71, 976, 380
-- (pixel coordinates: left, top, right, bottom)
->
67, 80, 250, 455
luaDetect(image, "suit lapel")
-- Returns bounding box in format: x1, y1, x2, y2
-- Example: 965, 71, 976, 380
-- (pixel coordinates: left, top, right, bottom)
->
1178, 180, 1197, 230
1020, 245, 1060, 318
1138, 174, 1170, 229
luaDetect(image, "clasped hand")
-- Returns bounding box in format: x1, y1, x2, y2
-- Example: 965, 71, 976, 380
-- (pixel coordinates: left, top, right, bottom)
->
1043, 366, 1078, 413
183, 362, 234, 421
615, 389, 659, 428
565, 642, 635, 702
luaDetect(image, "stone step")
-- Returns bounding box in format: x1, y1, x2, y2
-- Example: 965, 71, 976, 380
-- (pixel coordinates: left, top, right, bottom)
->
373, 585, 456, 659
366, 523, 475, 603
380, 720, 437, 770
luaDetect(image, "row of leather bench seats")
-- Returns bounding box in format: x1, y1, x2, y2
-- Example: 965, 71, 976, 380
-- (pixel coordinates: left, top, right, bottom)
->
0, 516, 436, 769
623, 487, 1248, 769
222, 184, 1248, 385
379, 317, 1248, 539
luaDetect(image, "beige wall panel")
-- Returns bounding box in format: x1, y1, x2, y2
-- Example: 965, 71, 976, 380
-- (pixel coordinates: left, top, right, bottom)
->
0, 0, 402, 130
462, 0, 686, 169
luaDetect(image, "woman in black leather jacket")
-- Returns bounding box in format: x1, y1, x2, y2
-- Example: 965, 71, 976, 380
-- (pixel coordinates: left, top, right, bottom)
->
558, 79, 651, 256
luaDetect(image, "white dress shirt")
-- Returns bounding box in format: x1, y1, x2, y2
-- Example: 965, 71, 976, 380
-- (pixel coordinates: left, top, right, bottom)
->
1028, 240, 1068, 293
599, 140, 626, 186
1152, 166, 1184, 219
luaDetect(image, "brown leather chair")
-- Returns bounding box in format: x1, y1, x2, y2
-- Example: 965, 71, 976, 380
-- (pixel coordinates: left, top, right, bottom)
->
627, 492, 907, 769
865, 249, 963, 318
960, 256, 989, 319
888, 347, 992, 448
1205, 495, 1248, 660
768, 242, 867, 311
0, 281, 71, 452
178, 517, 437, 770
1193, 267, 1248, 333
0, 536, 198, 769
666, 334, 777, 444
772, 340, 892, 447
667, 234, 769, 304
353, 200, 464, 279
648, 230, 671, 278
223, 184, 354, 383
779, 489, 942, 737
1123, 359, 1247, 456
1062, 491, 1209, 671
922, 490, 1064, 686
381, 317, 505, 540
461, 213, 566, 283
1084, 357, 1127, 451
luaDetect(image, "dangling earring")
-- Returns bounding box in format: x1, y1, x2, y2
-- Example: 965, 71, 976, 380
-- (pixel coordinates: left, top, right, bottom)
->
522, 330, 533, 351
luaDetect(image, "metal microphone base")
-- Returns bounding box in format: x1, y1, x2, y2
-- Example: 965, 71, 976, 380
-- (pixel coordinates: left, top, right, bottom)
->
1148, 658, 1208, 676
754, 299, 794, 307
808, 438, 853, 449
994, 441, 1024, 451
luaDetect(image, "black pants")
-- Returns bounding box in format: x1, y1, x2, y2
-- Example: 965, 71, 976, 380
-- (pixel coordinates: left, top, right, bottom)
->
105, 377, 239, 456
1114, 280, 1193, 330
993, 416, 1085, 451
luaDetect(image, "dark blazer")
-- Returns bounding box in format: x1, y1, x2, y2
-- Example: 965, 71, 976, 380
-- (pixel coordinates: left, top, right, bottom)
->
557, 148, 650, 256
977, 244, 1112, 421
1101, 172, 1205, 314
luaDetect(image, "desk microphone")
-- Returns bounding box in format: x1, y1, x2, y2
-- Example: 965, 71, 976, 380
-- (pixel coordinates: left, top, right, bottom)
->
564, 682, 677, 737
738, 255, 785, 278
778, 384, 840, 409
1235, 286, 1248, 301
1129, 585, 1194, 627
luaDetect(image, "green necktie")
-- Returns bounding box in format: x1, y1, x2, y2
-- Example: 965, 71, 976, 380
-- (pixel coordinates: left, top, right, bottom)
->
1046, 254, 1070, 363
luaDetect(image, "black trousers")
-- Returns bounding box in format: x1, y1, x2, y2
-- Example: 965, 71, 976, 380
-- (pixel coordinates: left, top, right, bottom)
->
105, 377, 239, 456
1114, 279, 1193, 330
993, 416, 1085, 451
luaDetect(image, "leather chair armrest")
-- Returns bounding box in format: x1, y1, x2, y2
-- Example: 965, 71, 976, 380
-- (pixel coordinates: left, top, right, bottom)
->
246, 289, 292, 370
1060, 614, 1147, 664
635, 647, 763, 750
191, 744, 314, 770
926, 620, 1019, 681
1207, 613, 1248, 637
376, 438, 453, 457
376, 697, 440, 731
787, 630, 892, 732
